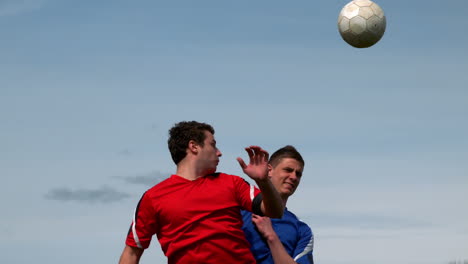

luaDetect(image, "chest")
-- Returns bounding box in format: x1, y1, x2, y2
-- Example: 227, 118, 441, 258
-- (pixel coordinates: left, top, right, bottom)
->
272, 219, 300, 250
154, 177, 238, 224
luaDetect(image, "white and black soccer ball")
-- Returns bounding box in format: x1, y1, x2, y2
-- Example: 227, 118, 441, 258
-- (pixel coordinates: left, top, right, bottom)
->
337, 0, 386, 48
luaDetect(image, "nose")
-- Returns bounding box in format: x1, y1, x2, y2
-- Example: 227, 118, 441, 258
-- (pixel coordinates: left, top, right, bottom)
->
217, 149, 222, 157
289, 172, 299, 182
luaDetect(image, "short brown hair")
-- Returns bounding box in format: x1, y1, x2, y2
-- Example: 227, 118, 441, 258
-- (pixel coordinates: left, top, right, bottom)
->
269, 145, 305, 168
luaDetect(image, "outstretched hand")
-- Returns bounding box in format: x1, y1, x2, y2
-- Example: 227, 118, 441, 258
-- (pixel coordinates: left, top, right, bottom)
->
237, 146, 269, 182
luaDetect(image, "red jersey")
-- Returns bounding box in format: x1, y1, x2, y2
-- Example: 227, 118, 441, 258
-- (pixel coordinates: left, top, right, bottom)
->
125, 173, 262, 264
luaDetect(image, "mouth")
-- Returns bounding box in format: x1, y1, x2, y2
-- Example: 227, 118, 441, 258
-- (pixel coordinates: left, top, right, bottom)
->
284, 182, 295, 190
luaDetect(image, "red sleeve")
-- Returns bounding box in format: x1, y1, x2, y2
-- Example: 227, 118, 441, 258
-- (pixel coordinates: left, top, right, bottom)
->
232, 175, 261, 212
125, 191, 157, 249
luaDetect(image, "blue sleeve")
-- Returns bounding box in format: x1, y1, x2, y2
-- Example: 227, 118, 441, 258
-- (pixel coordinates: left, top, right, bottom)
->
293, 221, 314, 264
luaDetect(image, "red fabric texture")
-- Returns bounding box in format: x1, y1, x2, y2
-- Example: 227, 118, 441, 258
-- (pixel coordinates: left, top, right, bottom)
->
125, 173, 261, 264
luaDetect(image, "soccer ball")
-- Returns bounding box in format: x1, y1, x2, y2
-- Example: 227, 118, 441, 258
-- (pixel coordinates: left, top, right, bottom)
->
337, 0, 386, 48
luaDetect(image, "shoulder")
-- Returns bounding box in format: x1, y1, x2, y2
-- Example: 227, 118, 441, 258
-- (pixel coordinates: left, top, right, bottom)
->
208, 172, 239, 179
285, 209, 305, 222
285, 209, 313, 232
142, 175, 179, 198
207, 172, 248, 184
147, 175, 173, 190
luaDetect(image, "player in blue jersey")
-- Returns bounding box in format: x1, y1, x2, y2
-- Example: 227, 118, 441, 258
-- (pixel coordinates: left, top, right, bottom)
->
242, 145, 314, 264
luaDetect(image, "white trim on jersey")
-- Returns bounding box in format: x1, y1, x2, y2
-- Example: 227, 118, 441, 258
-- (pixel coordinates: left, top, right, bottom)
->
250, 184, 255, 201
293, 231, 314, 261
132, 208, 143, 248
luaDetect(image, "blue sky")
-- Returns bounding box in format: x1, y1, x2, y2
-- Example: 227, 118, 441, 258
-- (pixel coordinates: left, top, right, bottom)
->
1, 0, 467, 263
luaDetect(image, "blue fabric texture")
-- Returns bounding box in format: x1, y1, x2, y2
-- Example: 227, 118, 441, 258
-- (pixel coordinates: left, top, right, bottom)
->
242, 209, 314, 264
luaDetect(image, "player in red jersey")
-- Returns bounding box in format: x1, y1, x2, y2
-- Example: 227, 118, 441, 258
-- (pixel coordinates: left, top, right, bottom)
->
118, 121, 284, 264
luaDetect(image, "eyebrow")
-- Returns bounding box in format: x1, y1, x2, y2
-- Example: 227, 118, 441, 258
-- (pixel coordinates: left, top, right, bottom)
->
284, 166, 303, 175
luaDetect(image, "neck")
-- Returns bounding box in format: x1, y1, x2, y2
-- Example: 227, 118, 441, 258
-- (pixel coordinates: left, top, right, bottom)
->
281, 196, 289, 207
175, 159, 206, 181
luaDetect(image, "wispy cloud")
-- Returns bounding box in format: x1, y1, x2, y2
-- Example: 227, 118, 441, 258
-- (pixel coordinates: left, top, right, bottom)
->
44, 186, 130, 203
115, 171, 169, 186
117, 149, 132, 157
44, 171, 169, 203
0, 0, 46, 16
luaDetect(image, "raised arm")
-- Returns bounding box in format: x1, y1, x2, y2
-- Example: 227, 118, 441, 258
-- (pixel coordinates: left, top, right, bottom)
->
237, 146, 284, 218
118, 245, 144, 264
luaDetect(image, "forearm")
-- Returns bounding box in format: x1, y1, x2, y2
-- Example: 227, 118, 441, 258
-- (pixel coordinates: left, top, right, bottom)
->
256, 179, 284, 218
265, 232, 297, 264
118, 245, 144, 264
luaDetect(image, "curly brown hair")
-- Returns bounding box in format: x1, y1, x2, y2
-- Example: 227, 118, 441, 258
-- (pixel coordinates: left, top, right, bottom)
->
168, 121, 215, 164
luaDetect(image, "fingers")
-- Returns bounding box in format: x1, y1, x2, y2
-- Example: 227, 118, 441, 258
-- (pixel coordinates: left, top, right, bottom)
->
252, 214, 268, 220
236, 157, 247, 169
245, 147, 255, 161
251, 214, 270, 225
249, 146, 260, 164
259, 148, 269, 163
251, 214, 261, 224
245, 146, 269, 164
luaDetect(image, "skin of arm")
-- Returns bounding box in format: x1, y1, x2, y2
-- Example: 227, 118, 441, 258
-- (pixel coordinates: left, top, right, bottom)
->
237, 146, 284, 218
252, 214, 297, 264
256, 177, 284, 218
118, 245, 144, 264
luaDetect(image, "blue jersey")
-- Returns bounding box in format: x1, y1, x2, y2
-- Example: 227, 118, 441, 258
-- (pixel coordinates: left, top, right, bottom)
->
241, 209, 314, 264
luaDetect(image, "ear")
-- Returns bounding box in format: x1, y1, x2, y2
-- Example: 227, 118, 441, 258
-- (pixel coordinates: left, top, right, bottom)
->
267, 164, 273, 178
188, 140, 199, 154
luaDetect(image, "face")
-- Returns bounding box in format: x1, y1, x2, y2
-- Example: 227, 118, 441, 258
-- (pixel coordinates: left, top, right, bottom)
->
196, 131, 222, 174
269, 158, 303, 198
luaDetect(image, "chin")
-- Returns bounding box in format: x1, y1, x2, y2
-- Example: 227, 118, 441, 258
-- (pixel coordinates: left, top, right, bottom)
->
206, 168, 217, 174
